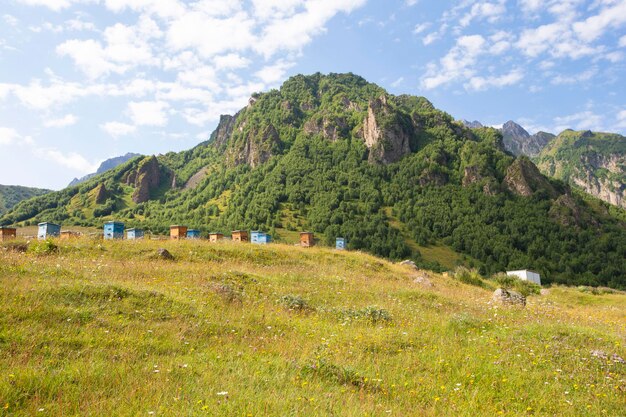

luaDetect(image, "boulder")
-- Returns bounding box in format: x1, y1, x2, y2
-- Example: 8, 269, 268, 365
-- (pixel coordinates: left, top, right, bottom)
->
399, 260, 418, 269
156, 248, 174, 260
413, 274, 433, 287
492, 288, 526, 307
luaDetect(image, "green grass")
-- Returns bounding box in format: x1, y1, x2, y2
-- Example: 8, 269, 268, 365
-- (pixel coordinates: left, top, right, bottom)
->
0, 238, 624, 416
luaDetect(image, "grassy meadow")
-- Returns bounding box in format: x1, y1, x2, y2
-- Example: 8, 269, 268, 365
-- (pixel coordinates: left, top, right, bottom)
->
0, 237, 624, 416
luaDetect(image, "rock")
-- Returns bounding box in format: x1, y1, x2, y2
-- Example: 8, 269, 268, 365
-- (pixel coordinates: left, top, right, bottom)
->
156, 248, 174, 260
92, 183, 109, 205
500, 121, 554, 157
363, 95, 413, 164
462, 165, 483, 186
461, 120, 484, 129
399, 260, 418, 269
503, 157, 557, 198
492, 288, 526, 307
131, 156, 162, 204
413, 274, 433, 287
210, 114, 238, 148
231, 124, 280, 168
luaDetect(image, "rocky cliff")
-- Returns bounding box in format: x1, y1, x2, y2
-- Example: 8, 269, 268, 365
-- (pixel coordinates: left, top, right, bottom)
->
127, 156, 163, 204
504, 157, 558, 198
363, 95, 413, 164
535, 130, 626, 209
501, 121, 554, 157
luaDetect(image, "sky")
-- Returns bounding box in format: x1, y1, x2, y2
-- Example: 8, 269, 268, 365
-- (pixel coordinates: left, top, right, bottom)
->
1, 0, 625, 190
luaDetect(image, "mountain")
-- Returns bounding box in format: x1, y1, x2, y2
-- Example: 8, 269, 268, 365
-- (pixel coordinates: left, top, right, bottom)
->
461, 120, 484, 129
2, 73, 625, 288
500, 121, 555, 157
535, 129, 626, 209
68, 152, 142, 187
0, 184, 51, 216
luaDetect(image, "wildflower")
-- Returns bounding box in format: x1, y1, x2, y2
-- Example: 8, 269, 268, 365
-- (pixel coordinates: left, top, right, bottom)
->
217, 391, 228, 396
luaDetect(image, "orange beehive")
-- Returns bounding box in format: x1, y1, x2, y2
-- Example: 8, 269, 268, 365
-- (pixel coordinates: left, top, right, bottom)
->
231, 230, 248, 242
60, 231, 79, 239
300, 232, 314, 247
209, 233, 224, 243
0, 227, 17, 241
170, 225, 188, 240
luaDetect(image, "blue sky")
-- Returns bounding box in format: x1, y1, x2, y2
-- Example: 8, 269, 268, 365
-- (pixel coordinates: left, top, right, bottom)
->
1, 0, 625, 190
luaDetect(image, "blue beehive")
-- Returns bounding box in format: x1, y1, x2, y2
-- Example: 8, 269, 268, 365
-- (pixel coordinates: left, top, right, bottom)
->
38, 222, 61, 240
336, 237, 346, 250
187, 229, 201, 239
127, 228, 144, 240
251, 231, 271, 245
104, 221, 124, 240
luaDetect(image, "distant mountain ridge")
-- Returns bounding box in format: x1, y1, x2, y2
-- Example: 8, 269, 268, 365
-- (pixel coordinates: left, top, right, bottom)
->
68, 153, 142, 187
0, 184, 51, 216
463, 120, 625, 208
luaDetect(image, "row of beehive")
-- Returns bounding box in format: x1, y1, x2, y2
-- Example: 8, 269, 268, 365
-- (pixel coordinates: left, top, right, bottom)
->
1, 222, 347, 250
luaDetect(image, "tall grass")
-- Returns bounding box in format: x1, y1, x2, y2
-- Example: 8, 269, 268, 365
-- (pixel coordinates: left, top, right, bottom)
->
0, 238, 624, 416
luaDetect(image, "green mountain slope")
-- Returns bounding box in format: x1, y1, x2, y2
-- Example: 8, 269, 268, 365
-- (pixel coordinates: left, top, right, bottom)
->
534, 129, 626, 209
2, 73, 626, 288
0, 184, 51, 215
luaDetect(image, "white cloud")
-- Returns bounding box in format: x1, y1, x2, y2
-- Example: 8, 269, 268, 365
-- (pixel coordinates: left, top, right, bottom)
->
553, 111, 604, 132
3, 14, 19, 26
413, 23, 430, 35
127, 100, 169, 126
34, 147, 98, 173
466, 69, 524, 91
459, 1, 506, 27
0, 127, 19, 145
213, 53, 251, 70
620, 35, 626, 47
422, 32, 440, 45
57, 16, 161, 79
390, 77, 404, 88
616, 109, 626, 128
573, 1, 626, 43
15, 0, 76, 11
254, 0, 367, 57
44, 114, 78, 128
254, 60, 295, 84
100, 121, 137, 137
421, 34, 486, 89
551, 68, 597, 85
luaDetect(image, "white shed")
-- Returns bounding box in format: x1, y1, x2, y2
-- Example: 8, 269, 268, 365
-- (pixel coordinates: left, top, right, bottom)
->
506, 270, 541, 285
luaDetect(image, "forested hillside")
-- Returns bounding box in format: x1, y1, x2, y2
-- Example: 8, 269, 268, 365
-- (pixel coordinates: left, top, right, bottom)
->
0, 184, 51, 216
2, 73, 625, 288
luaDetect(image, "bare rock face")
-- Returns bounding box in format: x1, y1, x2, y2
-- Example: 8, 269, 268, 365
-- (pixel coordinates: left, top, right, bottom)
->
363, 95, 412, 164
500, 121, 554, 157
492, 288, 526, 307
303, 116, 348, 141
549, 193, 598, 228
462, 166, 483, 186
570, 153, 626, 209
131, 156, 162, 204
232, 124, 280, 168
210, 114, 238, 148
504, 157, 557, 198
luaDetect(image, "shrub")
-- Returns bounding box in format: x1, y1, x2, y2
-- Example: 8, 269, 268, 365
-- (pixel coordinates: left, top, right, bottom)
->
452, 266, 486, 287
27, 239, 58, 255
491, 272, 540, 297
279, 294, 310, 311
339, 306, 392, 324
